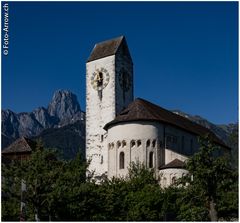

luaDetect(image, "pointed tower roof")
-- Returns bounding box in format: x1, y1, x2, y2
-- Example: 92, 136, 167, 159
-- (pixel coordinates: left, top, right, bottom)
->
87, 36, 132, 62
104, 98, 228, 149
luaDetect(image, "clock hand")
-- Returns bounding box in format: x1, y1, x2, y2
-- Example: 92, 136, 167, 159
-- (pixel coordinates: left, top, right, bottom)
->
93, 74, 100, 84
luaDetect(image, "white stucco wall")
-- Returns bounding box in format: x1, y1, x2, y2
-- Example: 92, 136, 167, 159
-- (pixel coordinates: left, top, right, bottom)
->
106, 120, 201, 184
107, 121, 164, 178
86, 50, 133, 178
115, 45, 133, 114
159, 168, 189, 187
164, 125, 198, 164
86, 56, 116, 177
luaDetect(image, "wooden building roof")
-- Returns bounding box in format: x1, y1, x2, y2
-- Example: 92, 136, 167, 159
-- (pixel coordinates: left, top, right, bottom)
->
2, 137, 36, 154
104, 98, 228, 148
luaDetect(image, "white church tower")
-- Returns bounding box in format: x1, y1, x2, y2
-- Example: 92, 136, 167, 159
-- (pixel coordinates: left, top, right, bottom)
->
86, 36, 133, 179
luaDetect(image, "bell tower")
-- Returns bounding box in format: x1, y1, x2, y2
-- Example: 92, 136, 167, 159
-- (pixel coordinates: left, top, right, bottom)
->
86, 36, 133, 178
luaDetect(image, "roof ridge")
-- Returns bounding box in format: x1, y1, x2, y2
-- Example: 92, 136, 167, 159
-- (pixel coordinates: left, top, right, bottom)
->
95, 35, 124, 46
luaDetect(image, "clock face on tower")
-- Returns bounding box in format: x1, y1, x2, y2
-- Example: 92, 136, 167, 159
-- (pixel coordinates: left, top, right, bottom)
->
118, 68, 131, 91
91, 67, 110, 91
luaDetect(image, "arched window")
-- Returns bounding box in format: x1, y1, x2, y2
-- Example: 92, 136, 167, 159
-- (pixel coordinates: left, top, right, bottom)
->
137, 140, 141, 147
122, 140, 127, 147
108, 143, 111, 150
117, 141, 121, 148
149, 151, 154, 168
152, 139, 156, 147
119, 152, 125, 169
111, 143, 114, 148
146, 139, 150, 147
130, 140, 136, 148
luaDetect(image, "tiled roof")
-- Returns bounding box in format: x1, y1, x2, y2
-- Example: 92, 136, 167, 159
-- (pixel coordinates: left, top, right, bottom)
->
104, 98, 228, 148
87, 36, 125, 62
2, 137, 36, 154
160, 159, 185, 170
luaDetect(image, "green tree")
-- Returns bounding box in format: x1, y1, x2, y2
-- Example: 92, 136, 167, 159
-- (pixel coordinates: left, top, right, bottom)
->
94, 162, 165, 221
4, 137, 237, 221
2, 145, 91, 221
52, 153, 92, 220
2, 143, 68, 221
228, 125, 238, 169
161, 186, 183, 221
2, 159, 22, 221
22, 149, 65, 220
177, 136, 238, 221
124, 162, 165, 221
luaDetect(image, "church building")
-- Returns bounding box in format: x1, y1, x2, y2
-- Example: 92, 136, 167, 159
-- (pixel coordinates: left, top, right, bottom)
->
86, 36, 228, 186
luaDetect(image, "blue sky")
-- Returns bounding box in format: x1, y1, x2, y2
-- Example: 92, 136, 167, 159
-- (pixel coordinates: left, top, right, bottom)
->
2, 2, 238, 124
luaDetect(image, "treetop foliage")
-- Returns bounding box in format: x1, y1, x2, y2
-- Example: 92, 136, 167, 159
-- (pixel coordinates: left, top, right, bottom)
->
2, 136, 238, 221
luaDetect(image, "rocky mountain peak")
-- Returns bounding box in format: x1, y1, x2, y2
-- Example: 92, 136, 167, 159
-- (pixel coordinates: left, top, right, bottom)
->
2, 90, 85, 149
2, 109, 20, 139
48, 90, 81, 120
32, 107, 58, 129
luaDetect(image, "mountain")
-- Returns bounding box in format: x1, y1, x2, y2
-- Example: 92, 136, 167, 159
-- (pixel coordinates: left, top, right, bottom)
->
32, 120, 85, 160
172, 110, 238, 145
1, 133, 15, 149
2, 109, 21, 139
48, 90, 83, 126
2, 90, 85, 150
32, 107, 58, 129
